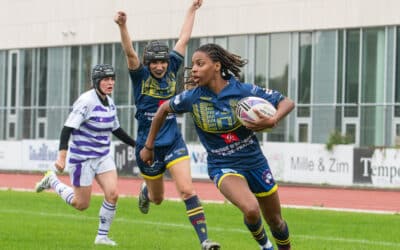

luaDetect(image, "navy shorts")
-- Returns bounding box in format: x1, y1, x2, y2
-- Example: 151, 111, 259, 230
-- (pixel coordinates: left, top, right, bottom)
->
135, 137, 189, 179
209, 164, 278, 197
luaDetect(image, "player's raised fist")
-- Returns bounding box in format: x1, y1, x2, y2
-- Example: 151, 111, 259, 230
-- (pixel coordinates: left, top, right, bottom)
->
114, 11, 127, 25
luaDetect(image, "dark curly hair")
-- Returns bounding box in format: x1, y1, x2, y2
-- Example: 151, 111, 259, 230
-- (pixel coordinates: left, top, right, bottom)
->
194, 43, 248, 80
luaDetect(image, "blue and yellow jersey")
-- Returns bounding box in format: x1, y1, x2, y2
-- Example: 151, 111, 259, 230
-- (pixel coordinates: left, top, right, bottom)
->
169, 76, 285, 171
129, 50, 183, 146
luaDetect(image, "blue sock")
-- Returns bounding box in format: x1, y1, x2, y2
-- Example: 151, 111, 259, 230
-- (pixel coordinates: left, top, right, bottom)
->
244, 218, 269, 246
270, 221, 290, 249
184, 195, 208, 243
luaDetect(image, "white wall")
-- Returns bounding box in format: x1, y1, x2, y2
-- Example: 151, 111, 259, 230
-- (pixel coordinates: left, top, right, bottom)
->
1, 0, 400, 49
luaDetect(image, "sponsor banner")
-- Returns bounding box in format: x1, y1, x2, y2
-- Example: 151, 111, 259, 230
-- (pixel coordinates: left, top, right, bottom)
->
113, 142, 139, 176
21, 140, 59, 172
0, 141, 23, 170
353, 148, 400, 187
263, 143, 353, 185
187, 143, 209, 179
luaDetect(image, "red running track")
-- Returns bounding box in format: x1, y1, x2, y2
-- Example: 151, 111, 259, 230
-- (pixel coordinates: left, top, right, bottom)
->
0, 172, 399, 214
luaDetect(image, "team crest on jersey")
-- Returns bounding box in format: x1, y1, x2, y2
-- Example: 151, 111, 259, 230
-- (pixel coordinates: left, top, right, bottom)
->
220, 132, 239, 144
262, 169, 274, 186
73, 105, 88, 117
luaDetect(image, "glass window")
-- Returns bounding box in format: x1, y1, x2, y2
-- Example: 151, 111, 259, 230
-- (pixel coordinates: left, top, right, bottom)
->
298, 32, 312, 118
114, 43, 129, 105
345, 29, 360, 117
23, 49, 33, 138
255, 35, 268, 88
298, 123, 308, 142
360, 28, 385, 146
395, 27, 400, 117
70, 46, 80, 104
361, 28, 385, 103
268, 33, 290, 142
81, 45, 92, 92
38, 48, 47, 118
345, 123, 356, 144
103, 44, 113, 65
10, 52, 17, 115
228, 36, 247, 82
312, 31, 337, 143
337, 30, 344, 104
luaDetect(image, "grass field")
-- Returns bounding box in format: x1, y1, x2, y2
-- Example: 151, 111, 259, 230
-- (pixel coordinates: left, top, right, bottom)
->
0, 190, 399, 250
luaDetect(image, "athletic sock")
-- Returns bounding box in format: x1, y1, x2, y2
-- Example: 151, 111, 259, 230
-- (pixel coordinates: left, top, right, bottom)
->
245, 218, 269, 246
270, 221, 290, 249
50, 177, 74, 205
97, 200, 116, 237
184, 195, 208, 243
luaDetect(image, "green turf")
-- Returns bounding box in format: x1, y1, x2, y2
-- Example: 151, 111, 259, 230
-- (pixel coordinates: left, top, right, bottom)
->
0, 190, 399, 250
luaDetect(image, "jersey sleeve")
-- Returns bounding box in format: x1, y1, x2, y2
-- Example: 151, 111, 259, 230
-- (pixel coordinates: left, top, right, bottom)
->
110, 101, 121, 131
169, 89, 195, 114
128, 64, 148, 85
64, 98, 89, 129
250, 84, 285, 108
169, 50, 184, 74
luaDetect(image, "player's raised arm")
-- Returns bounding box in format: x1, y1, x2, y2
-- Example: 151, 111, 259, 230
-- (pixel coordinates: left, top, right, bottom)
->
114, 11, 140, 70
173, 0, 203, 56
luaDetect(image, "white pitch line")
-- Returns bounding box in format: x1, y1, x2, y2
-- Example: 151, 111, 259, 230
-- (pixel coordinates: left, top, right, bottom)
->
1, 209, 399, 248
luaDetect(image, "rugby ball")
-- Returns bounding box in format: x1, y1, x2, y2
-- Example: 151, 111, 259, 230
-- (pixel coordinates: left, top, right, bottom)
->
236, 96, 276, 132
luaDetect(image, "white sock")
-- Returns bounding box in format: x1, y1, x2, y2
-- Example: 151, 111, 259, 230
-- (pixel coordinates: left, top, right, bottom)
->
97, 200, 116, 237
260, 239, 273, 249
50, 178, 74, 205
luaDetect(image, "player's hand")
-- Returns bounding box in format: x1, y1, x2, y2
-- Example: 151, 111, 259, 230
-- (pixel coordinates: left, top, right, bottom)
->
245, 109, 277, 132
192, 0, 203, 10
140, 147, 154, 166
114, 11, 127, 25
55, 150, 67, 173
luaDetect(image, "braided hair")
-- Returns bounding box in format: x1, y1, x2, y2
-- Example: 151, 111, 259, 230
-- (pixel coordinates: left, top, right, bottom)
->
195, 43, 248, 80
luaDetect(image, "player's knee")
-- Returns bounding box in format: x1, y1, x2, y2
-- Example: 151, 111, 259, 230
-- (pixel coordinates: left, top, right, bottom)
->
242, 203, 261, 221
73, 201, 90, 211
106, 191, 119, 204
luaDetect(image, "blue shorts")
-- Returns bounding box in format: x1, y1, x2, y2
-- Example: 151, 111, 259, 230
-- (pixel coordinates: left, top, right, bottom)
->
135, 137, 189, 179
209, 164, 278, 197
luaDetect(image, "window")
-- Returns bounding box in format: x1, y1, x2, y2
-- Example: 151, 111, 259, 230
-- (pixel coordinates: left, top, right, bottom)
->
345, 29, 360, 117
268, 33, 290, 142
298, 123, 309, 142
255, 35, 268, 88
298, 32, 312, 117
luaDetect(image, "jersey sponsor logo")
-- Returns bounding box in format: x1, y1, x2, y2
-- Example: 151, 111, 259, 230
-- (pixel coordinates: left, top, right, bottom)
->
220, 132, 239, 144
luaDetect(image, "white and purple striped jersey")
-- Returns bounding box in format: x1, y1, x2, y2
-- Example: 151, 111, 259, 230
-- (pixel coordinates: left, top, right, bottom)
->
64, 89, 120, 164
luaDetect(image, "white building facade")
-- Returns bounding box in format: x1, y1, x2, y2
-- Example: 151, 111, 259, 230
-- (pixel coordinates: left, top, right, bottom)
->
1, 0, 400, 147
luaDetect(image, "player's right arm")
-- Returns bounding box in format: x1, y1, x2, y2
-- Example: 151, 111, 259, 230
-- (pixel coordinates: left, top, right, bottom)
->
55, 126, 73, 172
114, 11, 140, 70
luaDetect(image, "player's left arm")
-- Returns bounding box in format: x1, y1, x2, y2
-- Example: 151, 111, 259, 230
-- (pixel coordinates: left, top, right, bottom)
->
253, 97, 294, 131
140, 101, 173, 165
249, 97, 295, 131
173, 0, 203, 56
112, 127, 136, 147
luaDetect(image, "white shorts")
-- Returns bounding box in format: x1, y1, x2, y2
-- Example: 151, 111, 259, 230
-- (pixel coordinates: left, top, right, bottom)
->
68, 154, 116, 187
